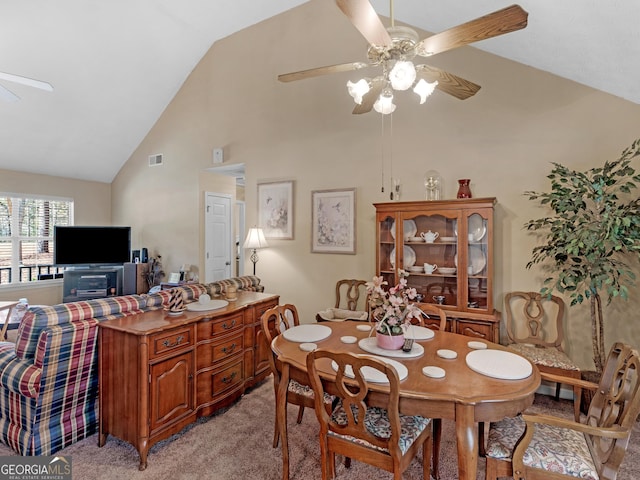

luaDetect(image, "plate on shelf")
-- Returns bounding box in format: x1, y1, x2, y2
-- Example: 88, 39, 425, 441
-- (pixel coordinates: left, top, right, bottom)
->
331, 356, 408, 383
408, 266, 424, 273
454, 246, 487, 275
358, 337, 424, 358
440, 236, 456, 243
390, 219, 417, 240
390, 246, 416, 269
438, 267, 457, 275
468, 214, 487, 242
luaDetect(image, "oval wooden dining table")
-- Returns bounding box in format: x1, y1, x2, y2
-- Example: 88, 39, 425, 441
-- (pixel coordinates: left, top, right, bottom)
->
271, 321, 540, 480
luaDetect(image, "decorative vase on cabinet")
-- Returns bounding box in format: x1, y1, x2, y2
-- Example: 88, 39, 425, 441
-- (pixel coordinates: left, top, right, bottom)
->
374, 199, 500, 342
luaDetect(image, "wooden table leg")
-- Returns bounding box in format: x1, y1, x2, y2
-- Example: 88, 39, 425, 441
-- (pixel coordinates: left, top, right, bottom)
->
277, 363, 290, 480
455, 403, 478, 480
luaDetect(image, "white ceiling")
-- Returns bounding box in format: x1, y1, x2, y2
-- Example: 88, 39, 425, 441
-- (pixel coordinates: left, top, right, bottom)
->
1, 0, 638, 183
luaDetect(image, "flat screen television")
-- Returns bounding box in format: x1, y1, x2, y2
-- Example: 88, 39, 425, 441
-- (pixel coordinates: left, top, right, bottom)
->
54, 226, 131, 267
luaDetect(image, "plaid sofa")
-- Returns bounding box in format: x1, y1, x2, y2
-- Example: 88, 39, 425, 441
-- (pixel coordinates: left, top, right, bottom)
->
0, 275, 262, 456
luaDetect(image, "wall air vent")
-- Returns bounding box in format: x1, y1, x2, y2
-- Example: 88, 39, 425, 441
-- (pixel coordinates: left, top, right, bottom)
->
148, 154, 163, 166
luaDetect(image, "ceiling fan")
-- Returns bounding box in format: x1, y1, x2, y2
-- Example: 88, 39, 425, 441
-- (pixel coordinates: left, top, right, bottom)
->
278, 0, 528, 114
0, 71, 54, 102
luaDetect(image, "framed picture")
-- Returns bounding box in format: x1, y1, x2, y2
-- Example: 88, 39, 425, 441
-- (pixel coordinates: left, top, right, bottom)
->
311, 188, 356, 254
257, 180, 294, 239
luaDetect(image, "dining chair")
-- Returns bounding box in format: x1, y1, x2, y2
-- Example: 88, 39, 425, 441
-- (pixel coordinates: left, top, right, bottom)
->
306, 349, 433, 480
260, 304, 333, 448
316, 279, 369, 322
484, 342, 640, 480
416, 304, 448, 331
503, 291, 583, 421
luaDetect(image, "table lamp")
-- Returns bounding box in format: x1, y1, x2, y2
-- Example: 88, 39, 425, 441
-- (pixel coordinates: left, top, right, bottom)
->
243, 227, 268, 275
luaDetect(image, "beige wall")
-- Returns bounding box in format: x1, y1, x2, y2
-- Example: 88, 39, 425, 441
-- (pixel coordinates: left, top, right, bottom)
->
0, 169, 111, 304
109, 0, 640, 370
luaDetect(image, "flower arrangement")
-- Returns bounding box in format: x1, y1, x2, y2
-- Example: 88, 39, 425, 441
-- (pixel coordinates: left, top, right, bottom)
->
366, 270, 423, 336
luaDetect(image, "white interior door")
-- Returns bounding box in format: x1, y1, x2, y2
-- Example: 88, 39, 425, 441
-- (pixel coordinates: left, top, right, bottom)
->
205, 193, 232, 282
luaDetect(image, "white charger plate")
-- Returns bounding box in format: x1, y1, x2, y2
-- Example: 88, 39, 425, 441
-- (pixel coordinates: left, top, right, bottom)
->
282, 324, 332, 343
331, 355, 408, 383
186, 299, 229, 311
466, 349, 533, 380
358, 337, 424, 358
390, 219, 417, 240
454, 246, 487, 275
404, 325, 435, 341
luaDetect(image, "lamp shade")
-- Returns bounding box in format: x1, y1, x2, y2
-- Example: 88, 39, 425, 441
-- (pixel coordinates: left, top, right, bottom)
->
243, 227, 268, 249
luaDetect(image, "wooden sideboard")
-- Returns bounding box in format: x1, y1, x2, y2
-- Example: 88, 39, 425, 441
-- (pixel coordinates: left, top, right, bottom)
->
98, 291, 279, 470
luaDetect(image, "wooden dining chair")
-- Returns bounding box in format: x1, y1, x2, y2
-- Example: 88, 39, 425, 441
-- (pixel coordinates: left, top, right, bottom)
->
306, 349, 433, 480
503, 291, 582, 421
416, 304, 448, 331
484, 342, 640, 480
316, 279, 369, 322
260, 304, 333, 448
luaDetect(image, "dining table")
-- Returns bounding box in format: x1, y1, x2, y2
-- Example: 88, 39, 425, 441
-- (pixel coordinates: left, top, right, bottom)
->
271, 320, 541, 480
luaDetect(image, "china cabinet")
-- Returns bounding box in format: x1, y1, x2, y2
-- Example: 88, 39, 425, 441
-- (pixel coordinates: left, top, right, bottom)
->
374, 198, 499, 341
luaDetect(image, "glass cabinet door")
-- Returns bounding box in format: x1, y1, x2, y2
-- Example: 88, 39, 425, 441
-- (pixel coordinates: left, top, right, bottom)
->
377, 214, 396, 288
465, 211, 490, 311
401, 212, 460, 308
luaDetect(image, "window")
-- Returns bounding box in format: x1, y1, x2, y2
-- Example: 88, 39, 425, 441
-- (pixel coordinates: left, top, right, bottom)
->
0, 194, 73, 285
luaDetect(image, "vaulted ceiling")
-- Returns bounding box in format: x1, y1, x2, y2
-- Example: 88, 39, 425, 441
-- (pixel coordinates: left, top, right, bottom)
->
1, 1, 638, 183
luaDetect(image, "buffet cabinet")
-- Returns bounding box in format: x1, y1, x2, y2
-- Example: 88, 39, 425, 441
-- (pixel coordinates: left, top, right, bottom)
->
374, 198, 499, 341
98, 291, 279, 470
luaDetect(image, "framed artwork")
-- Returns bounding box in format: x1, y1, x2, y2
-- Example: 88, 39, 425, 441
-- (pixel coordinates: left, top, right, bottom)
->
311, 188, 356, 254
257, 180, 294, 239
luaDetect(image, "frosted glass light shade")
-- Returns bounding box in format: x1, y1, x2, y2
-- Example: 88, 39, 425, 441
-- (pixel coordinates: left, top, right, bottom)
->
413, 79, 438, 104
347, 79, 370, 104
373, 91, 396, 115
389, 60, 416, 91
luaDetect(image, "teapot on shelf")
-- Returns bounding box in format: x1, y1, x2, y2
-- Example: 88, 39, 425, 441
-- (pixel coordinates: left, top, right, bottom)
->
421, 230, 439, 243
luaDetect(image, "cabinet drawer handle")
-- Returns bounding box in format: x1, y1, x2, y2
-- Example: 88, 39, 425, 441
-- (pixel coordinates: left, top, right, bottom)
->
222, 319, 237, 330
162, 335, 184, 348
221, 371, 237, 384
221, 343, 237, 355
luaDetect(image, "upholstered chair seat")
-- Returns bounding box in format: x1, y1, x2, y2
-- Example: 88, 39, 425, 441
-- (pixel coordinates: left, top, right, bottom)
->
331, 403, 431, 455
486, 414, 598, 479
507, 343, 581, 372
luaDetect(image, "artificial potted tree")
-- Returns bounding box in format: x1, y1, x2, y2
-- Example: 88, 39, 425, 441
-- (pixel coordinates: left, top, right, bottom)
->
524, 138, 640, 388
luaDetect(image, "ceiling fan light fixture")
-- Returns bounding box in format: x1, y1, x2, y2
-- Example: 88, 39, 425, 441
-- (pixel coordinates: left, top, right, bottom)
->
374, 89, 396, 115
414, 78, 438, 104
346, 78, 370, 104
388, 60, 416, 91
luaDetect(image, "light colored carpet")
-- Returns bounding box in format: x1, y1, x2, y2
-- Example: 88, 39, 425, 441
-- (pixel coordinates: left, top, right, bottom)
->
0, 378, 638, 479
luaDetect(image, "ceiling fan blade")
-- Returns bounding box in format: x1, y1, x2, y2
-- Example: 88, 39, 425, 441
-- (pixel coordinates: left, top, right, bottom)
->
0, 83, 20, 102
352, 77, 384, 114
415, 64, 480, 100
415, 4, 528, 57
0, 72, 54, 92
278, 62, 369, 83
335, 0, 392, 47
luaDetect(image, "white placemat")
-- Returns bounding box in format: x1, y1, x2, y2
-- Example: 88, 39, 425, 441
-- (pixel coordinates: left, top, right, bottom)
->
404, 325, 435, 340
466, 349, 533, 380
282, 324, 332, 343
358, 337, 424, 358
186, 299, 229, 311
331, 355, 408, 383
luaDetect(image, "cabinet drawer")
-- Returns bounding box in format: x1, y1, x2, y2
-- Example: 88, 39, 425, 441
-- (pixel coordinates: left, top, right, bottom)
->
197, 313, 243, 341
197, 333, 244, 369
150, 326, 193, 359
253, 299, 279, 323
197, 360, 244, 404
456, 320, 495, 340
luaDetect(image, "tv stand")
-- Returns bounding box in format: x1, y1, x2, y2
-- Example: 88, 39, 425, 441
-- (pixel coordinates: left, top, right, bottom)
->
62, 266, 123, 303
